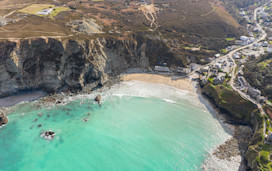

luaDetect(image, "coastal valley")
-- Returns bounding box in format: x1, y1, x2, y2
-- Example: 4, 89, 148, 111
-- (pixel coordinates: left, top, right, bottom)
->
0, 0, 272, 170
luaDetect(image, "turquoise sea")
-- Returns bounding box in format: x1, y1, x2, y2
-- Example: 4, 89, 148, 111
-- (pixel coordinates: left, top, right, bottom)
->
0, 81, 231, 171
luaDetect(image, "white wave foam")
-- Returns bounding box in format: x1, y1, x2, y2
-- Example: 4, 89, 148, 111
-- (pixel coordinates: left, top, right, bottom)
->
45, 80, 207, 110
162, 99, 177, 104
202, 153, 243, 171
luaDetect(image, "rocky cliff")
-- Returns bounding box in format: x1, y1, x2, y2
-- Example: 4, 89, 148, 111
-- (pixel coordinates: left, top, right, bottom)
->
0, 36, 174, 97
202, 84, 258, 124
0, 112, 8, 126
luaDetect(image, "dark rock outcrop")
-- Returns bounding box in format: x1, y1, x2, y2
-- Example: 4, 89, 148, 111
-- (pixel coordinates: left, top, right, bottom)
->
0, 35, 175, 97
40, 130, 56, 140
95, 94, 101, 104
0, 113, 8, 126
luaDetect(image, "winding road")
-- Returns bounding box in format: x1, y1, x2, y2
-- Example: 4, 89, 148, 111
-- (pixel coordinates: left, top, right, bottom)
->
229, 3, 268, 117
189, 1, 270, 118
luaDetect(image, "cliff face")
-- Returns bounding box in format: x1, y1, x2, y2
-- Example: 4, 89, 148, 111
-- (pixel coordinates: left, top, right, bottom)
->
202, 84, 258, 124
0, 36, 168, 97
0, 112, 8, 126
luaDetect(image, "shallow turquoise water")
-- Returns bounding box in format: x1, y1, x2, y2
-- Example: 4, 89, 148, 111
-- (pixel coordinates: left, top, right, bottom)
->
0, 81, 230, 171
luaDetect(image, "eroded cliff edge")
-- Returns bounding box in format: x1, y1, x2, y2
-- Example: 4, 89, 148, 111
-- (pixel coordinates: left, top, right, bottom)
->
0, 36, 175, 97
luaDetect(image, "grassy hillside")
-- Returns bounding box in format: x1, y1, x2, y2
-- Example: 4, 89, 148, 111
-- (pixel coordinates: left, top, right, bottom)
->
120, 0, 242, 38
203, 84, 258, 123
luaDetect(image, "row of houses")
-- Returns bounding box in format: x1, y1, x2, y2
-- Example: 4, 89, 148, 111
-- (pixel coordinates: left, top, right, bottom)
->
235, 64, 267, 103
153, 62, 200, 74
237, 36, 256, 45
236, 75, 267, 103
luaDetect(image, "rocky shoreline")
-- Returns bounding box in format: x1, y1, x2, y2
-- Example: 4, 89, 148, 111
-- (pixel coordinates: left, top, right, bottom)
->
0, 73, 253, 170
200, 108, 253, 170
204, 124, 253, 170
196, 83, 254, 170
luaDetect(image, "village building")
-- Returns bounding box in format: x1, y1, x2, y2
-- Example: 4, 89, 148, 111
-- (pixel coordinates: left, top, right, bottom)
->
267, 46, 272, 53
213, 73, 226, 84
239, 11, 246, 16
215, 54, 221, 58
240, 36, 249, 41
214, 63, 222, 69
233, 53, 240, 59
154, 66, 171, 72
247, 87, 261, 99
267, 132, 272, 143
37, 8, 53, 16
200, 66, 209, 73
263, 41, 269, 47
237, 76, 248, 90
188, 63, 198, 70
177, 67, 191, 74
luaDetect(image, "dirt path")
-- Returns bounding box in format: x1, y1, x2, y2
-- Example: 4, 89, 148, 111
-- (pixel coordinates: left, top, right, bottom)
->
201, 1, 216, 17
3, 9, 17, 18
138, 4, 160, 30
0, 34, 74, 41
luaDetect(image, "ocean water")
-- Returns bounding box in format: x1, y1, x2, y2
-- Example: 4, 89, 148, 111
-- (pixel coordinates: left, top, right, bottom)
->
0, 81, 231, 171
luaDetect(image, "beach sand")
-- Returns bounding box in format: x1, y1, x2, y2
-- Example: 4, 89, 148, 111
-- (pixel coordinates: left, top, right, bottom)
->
121, 73, 195, 93
0, 73, 246, 170
121, 73, 248, 170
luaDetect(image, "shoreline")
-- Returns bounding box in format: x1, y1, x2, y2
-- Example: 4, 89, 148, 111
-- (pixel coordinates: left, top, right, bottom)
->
121, 73, 196, 93
0, 73, 250, 170
121, 73, 251, 170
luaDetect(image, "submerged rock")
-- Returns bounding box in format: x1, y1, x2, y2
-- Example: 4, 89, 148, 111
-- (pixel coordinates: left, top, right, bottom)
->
95, 95, 101, 104
40, 130, 56, 140
0, 112, 8, 126
83, 118, 89, 122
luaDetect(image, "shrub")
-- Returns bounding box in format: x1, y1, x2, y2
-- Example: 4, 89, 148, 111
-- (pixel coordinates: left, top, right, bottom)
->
260, 150, 270, 164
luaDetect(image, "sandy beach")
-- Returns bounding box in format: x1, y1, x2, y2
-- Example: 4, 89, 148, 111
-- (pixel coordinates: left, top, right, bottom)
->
121, 74, 250, 170
121, 73, 195, 93
0, 73, 248, 170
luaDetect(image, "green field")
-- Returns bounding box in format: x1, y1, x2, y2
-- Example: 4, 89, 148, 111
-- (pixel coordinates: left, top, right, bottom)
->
18, 4, 70, 18
226, 37, 235, 41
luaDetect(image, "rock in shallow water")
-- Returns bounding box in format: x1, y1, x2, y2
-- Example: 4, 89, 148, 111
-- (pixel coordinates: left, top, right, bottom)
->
0, 112, 8, 126
40, 130, 56, 140
95, 95, 101, 104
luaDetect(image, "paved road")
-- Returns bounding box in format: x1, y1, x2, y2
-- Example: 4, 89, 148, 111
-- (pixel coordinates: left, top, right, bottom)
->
189, 1, 269, 119
229, 3, 268, 117
188, 2, 269, 77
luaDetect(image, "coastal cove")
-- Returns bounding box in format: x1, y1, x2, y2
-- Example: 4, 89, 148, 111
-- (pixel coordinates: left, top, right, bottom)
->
0, 74, 246, 170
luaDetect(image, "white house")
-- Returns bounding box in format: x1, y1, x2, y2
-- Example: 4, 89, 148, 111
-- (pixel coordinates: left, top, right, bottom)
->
154, 66, 171, 72
200, 66, 209, 73
214, 63, 222, 69
240, 36, 249, 41
233, 54, 240, 59
177, 67, 191, 74
239, 11, 246, 16
266, 47, 272, 53
183, 68, 191, 74
37, 8, 53, 16
263, 41, 269, 47
188, 63, 198, 70
250, 37, 256, 42
215, 54, 221, 58
253, 27, 260, 32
